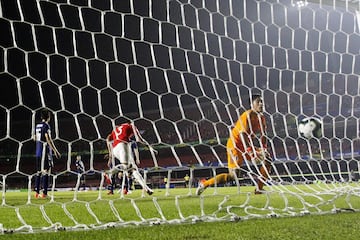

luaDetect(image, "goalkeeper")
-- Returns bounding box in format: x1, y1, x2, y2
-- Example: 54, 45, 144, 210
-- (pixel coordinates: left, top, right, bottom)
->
196, 94, 272, 195
106, 121, 154, 195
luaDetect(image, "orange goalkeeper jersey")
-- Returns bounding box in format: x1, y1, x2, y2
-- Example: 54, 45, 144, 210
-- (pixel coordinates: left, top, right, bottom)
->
230, 109, 267, 151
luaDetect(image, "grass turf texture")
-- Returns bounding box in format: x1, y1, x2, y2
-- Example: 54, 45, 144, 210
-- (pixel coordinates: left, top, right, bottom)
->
1, 184, 359, 239
1, 212, 360, 240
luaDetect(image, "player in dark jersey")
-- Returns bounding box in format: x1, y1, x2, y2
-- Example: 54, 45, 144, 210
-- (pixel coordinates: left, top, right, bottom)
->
75, 155, 86, 191
106, 122, 156, 195
34, 109, 61, 198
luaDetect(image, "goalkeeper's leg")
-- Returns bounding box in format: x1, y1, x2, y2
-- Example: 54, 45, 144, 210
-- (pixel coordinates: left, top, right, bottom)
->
196, 142, 242, 195
204, 172, 236, 188
196, 169, 241, 195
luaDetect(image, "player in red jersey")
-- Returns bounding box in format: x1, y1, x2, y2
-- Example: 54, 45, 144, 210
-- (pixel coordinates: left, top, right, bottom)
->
106, 121, 155, 195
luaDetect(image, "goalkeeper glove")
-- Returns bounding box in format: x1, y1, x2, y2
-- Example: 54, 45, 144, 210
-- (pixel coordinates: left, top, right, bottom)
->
246, 147, 270, 164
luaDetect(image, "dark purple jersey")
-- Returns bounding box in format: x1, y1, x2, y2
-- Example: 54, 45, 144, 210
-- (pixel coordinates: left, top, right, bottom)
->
35, 122, 51, 157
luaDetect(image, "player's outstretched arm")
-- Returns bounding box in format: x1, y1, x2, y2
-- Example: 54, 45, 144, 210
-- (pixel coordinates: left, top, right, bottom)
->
131, 123, 158, 155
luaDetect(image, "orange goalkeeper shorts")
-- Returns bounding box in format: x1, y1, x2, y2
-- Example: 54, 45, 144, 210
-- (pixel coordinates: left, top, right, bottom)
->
227, 138, 268, 169
226, 138, 248, 169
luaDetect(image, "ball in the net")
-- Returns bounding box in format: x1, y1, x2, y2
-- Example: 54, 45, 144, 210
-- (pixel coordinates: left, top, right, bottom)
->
298, 117, 322, 139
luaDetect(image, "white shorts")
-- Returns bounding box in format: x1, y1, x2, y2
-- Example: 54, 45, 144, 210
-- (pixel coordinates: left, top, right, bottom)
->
112, 142, 135, 170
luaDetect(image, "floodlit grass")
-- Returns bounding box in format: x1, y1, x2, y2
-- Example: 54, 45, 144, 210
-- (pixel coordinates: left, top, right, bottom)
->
1, 212, 360, 240
0, 184, 359, 239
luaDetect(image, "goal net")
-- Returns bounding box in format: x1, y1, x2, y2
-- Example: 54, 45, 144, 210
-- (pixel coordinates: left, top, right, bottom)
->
0, 0, 360, 234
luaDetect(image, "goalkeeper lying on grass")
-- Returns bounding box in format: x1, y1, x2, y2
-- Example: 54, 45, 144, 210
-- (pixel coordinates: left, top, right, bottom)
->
196, 94, 272, 195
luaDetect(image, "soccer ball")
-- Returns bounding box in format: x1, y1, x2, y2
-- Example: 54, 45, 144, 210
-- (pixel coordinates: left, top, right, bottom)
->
298, 117, 322, 139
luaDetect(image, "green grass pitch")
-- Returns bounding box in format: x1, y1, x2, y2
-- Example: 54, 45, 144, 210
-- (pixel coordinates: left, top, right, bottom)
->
1, 184, 360, 239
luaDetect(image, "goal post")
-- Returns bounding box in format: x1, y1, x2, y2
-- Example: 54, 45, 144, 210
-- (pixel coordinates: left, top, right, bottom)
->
0, 0, 360, 234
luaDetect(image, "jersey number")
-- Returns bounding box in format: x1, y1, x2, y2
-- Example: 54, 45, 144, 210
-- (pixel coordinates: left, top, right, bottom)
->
114, 125, 124, 139
35, 128, 42, 141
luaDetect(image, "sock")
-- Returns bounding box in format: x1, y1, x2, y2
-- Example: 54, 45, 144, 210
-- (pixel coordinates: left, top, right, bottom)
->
35, 175, 41, 194
204, 173, 230, 188
109, 174, 116, 192
119, 176, 127, 191
128, 178, 133, 190
132, 171, 149, 191
43, 175, 49, 195
108, 173, 112, 183
124, 176, 129, 191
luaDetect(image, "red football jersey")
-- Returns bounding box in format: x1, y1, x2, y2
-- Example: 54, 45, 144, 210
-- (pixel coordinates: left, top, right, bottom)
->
109, 123, 134, 147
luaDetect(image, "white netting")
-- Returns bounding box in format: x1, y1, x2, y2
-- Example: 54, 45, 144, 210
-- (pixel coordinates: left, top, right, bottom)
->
0, 0, 360, 234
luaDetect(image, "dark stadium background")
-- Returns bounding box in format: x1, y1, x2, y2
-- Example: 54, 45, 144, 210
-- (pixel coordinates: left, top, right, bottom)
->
0, 0, 359, 188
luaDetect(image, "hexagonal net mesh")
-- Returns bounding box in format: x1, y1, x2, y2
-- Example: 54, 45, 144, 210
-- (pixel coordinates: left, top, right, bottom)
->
0, 0, 360, 234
